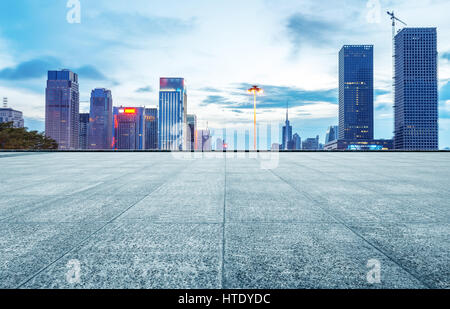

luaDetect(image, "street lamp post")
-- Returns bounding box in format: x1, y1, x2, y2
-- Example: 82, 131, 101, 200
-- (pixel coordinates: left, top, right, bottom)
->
248, 85, 263, 151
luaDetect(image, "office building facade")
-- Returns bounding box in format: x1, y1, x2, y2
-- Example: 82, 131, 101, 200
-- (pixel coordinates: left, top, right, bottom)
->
339, 45, 374, 140
113, 107, 145, 150
88, 88, 113, 150
159, 78, 187, 150
394, 28, 438, 150
0, 98, 24, 128
45, 70, 80, 150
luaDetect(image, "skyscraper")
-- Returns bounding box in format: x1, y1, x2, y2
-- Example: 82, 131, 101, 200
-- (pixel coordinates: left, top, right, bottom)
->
216, 138, 224, 151
113, 107, 145, 150
282, 103, 293, 150
222, 128, 227, 148
339, 45, 374, 141
234, 130, 238, 151
293, 133, 301, 150
79, 113, 89, 150
186, 114, 197, 151
88, 88, 113, 150
45, 70, 80, 149
325, 125, 339, 144
159, 78, 187, 150
266, 124, 272, 151
145, 108, 158, 150
197, 129, 211, 151
245, 129, 250, 151
394, 28, 438, 150
0, 98, 24, 128
302, 136, 320, 150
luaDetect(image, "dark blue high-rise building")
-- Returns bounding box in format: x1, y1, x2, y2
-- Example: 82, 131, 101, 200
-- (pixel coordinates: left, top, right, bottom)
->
394, 28, 438, 150
145, 108, 158, 150
88, 88, 113, 150
79, 113, 89, 150
339, 45, 374, 140
45, 70, 79, 150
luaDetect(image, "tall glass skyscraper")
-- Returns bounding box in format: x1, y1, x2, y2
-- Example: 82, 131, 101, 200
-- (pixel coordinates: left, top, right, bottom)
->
159, 78, 187, 150
394, 28, 438, 150
88, 88, 113, 150
339, 45, 374, 141
45, 70, 80, 150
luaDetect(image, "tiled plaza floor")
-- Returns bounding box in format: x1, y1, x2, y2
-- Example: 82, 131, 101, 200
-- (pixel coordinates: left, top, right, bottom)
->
0, 152, 449, 289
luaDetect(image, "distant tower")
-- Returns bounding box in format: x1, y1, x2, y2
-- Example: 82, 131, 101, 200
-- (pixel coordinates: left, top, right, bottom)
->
282, 102, 293, 150
45, 69, 80, 150
245, 129, 250, 151
79, 113, 90, 150
88, 88, 113, 150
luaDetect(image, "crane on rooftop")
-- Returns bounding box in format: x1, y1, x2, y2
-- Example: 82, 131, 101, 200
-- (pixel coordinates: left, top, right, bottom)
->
387, 11, 407, 40
387, 11, 407, 133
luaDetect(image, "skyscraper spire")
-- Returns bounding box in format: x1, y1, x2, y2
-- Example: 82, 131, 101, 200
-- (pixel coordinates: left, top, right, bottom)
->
286, 101, 289, 122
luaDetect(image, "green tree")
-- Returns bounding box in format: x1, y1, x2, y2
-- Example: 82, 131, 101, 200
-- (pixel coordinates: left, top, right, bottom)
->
0, 122, 58, 150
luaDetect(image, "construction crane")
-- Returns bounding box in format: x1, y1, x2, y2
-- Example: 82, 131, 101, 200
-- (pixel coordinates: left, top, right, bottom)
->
387, 11, 407, 134
387, 11, 407, 40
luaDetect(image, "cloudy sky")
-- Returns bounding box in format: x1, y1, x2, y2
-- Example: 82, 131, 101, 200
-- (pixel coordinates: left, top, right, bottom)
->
0, 0, 450, 147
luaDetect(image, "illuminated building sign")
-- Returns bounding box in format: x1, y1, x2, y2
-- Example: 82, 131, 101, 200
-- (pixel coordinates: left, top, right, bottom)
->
119, 108, 137, 114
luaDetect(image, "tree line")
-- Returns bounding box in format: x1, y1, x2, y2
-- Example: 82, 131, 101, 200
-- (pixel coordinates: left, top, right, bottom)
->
0, 122, 58, 150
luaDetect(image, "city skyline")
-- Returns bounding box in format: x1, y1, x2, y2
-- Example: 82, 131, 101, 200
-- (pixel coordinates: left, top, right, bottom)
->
0, 1, 450, 148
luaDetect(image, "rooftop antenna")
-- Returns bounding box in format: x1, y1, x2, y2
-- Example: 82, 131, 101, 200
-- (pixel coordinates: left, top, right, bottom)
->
286, 101, 289, 122
2, 97, 7, 108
